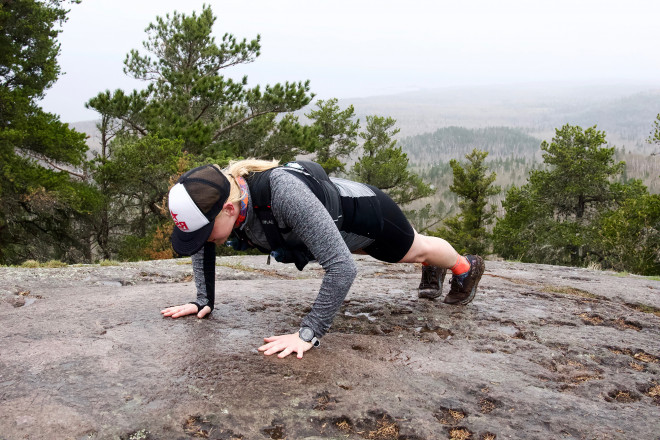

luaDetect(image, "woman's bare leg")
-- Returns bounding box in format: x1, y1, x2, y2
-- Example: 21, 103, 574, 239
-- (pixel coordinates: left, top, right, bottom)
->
398, 231, 459, 268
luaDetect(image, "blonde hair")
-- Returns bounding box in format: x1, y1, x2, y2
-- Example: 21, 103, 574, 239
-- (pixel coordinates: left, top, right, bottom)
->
222, 158, 280, 204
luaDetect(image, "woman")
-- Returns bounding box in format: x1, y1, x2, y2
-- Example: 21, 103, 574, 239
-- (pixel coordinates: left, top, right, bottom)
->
161, 159, 485, 359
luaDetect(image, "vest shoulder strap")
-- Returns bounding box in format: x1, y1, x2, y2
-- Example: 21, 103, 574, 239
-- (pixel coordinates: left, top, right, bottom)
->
243, 161, 341, 271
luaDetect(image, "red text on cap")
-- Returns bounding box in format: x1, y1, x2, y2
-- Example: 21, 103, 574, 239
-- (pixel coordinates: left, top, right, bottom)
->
170, 210, 189, 231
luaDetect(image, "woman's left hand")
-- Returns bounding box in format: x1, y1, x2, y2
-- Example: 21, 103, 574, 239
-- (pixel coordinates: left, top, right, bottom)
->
258, 332, 313, 359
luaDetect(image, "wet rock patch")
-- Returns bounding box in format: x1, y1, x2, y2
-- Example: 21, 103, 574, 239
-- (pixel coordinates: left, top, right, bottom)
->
579, 313, 604, 325
313, 391, 338, 410
479, 398, 500, 414
262, 420, 286, 439
420, 322, 454, 339
578, 314, 644, 331
638, 382, 660, 405
314, 415, 354, 436
3, 289, 43, 308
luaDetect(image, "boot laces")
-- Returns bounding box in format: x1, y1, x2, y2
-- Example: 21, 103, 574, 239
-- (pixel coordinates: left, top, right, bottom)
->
451, 265, 470, 288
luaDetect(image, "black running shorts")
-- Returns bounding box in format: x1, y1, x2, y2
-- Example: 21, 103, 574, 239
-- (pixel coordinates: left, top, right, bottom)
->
360, 185, 416, 263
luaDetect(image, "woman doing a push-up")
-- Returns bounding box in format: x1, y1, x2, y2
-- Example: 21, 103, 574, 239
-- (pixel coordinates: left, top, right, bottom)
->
161, 159, 485, 359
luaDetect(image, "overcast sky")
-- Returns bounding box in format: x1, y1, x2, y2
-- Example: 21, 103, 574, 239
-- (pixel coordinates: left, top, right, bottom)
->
41, 0, 660, 122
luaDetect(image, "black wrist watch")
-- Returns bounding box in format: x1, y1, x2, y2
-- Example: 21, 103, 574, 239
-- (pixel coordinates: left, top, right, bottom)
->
298, 327, 320, 347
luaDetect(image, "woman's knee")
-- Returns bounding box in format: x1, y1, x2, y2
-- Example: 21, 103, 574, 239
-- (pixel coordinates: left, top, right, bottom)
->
398, 233, 431, 263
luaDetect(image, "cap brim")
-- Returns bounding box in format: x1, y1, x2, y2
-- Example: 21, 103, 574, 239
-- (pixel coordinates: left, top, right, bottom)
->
170, 221, 215, 256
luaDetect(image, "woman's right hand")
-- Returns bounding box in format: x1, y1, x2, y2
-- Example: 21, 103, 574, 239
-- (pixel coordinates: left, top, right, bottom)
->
160, 303, 211, 319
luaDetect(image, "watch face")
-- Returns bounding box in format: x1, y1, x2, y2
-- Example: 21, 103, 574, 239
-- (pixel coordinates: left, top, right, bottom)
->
300, 327, 314, 341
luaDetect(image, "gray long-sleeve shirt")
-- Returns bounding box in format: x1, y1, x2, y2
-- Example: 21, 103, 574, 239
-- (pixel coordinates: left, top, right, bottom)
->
191, 168, 371, 338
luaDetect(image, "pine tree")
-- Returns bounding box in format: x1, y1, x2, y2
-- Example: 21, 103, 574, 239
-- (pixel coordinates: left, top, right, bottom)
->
530, 125, 624, 221
433, 149, 500, 255
0, 0, 96, 264
305, 98, 359, 175
351, 115, 433, 205
493, 124, 649, 269
86, 5, 313, 160
88, 135, 188, 260
596, 193, 660, 275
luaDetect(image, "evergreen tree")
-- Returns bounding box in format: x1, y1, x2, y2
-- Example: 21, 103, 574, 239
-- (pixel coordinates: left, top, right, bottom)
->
85, 90, 129, 259
0, 0, 95, 264
492, 184, 547, 260
596, 193, 660, 275
493, 124, 648, 269
352, 115, 433, 205
530, 125, 624, 221
305, 98, 359, 175
432, 149, 500, 255
90, 135, 188, 261
86, 5, 313, 160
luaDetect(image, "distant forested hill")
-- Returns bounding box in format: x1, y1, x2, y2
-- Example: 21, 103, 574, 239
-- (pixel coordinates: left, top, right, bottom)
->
398, 125, 660, 229
344, 83, 660, 154
400, 126, 542, 163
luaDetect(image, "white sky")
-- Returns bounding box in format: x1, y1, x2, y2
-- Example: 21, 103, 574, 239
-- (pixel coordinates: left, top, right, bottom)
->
41, 0, 660, 122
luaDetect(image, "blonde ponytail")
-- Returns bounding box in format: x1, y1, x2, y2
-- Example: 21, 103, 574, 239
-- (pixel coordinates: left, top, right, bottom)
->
222, 158, 280, 204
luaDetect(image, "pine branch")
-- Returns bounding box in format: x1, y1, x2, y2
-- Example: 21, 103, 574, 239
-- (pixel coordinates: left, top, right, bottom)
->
20, 150, 85, 180
119, 116, 148, 136
211, 107, 284, 141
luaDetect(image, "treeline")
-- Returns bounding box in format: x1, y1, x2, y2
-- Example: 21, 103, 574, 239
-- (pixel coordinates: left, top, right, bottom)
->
616, 149, 660, 194
1, 2, 430, 265
400, 126, 543, 162
402, 126, 660, 221
2, 2, 658, 275
433, 125, 660, 275
405, 157, 538, 237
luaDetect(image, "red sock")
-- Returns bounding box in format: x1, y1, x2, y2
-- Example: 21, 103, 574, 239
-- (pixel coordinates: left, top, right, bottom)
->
450, 255, 470, 275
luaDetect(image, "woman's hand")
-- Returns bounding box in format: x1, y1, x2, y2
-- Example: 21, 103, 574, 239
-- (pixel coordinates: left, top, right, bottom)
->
160, 303, 211, 319
258, 332, 313, 359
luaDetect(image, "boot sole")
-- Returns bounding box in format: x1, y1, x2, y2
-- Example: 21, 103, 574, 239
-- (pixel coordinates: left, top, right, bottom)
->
418, 289, 442, 300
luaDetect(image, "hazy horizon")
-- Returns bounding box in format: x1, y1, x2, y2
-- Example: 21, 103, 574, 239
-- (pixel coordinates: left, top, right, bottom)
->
39, 0, 660, 123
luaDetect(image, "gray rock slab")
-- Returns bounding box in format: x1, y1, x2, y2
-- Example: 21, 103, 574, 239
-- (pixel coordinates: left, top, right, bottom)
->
0, 257, 659, 439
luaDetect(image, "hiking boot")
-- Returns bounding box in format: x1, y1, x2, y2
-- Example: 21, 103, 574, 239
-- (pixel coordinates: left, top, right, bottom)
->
418, 265, 447, 299
444, 255, 485, 305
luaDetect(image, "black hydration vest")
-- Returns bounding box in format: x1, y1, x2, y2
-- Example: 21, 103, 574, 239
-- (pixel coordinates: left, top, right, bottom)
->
236, 161, 342, 271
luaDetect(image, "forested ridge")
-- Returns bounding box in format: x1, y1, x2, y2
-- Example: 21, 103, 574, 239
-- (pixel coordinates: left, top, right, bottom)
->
347, 85, 660, 154
401, 126, 543, 161
400, 126, 660, 217
2, 2, 659, 275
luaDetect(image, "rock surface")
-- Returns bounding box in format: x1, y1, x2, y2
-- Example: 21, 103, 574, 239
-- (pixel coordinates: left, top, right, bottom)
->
1, 256, 659, 440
